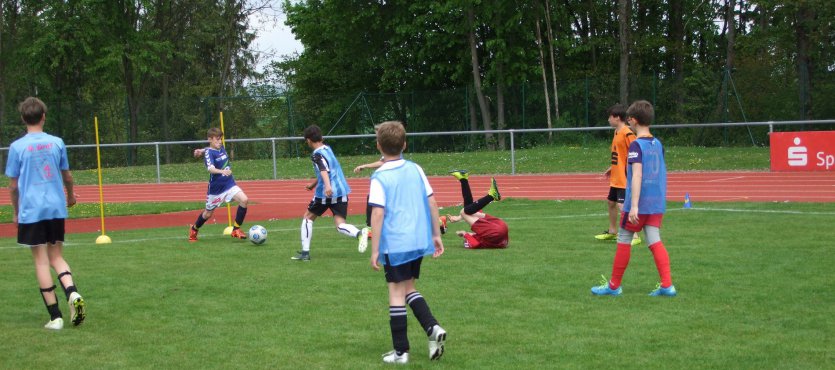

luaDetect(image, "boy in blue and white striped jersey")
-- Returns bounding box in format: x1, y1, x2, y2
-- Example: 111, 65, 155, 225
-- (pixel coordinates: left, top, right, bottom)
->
293, 125, 366, 261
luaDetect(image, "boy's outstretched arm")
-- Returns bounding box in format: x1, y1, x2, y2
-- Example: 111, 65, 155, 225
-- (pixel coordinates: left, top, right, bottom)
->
353, 160, 384, 173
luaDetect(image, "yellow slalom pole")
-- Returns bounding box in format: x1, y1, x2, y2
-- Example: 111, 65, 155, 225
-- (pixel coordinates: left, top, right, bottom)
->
219, 111, 234, 236
94, 116, 111, 244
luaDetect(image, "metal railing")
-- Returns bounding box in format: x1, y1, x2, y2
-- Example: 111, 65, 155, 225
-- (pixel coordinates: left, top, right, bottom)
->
1, 120, 833, 183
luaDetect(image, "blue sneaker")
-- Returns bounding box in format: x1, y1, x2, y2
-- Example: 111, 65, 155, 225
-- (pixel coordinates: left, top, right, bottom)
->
591, 275, 622, 296
648, 284, 677, 297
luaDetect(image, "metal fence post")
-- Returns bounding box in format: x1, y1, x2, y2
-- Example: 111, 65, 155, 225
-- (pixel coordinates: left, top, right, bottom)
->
155, 142, 161, 184
510, 130, 516, 175
271, 138, 277, 179
521, 84, 526, 129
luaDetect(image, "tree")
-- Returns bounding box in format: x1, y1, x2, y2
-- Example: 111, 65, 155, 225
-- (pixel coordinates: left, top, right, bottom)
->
618, 0, 630, 105
543, 0, 559, 122
535, 15, 553, 137
0, 1, 7, 142
794, 2, 813, 119
467, 5, 494, 147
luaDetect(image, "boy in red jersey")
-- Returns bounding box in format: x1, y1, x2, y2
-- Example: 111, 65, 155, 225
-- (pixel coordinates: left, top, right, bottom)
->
445, 171, 508, 249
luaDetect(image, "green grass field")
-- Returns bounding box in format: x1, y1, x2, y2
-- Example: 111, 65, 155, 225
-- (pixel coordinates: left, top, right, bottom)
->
0, 202, 203, 224
70, 145, 770, 185
1, 199, 832, 369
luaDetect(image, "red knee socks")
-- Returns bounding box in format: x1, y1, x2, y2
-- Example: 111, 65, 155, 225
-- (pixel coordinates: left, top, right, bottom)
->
609, 243, 632, 289
649, 242, 672, 288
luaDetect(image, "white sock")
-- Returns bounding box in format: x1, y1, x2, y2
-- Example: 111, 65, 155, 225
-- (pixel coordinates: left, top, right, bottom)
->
337, 223, 360, 238
301, 218, 313, 252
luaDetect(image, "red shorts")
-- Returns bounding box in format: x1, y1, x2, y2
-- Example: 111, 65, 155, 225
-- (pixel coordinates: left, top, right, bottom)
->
465, 214, 509, 249
620, 212, 663, 232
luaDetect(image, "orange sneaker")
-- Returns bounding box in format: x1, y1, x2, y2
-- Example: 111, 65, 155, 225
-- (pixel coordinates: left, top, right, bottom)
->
230, 228, 247, 239
188, 225, 198, 242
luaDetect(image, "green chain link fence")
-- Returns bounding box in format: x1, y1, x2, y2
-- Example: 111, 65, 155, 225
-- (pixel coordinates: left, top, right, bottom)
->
2, 70, 833, 171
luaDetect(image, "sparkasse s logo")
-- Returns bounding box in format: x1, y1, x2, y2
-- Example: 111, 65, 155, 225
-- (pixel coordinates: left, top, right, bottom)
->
787, 137, 808, 167
771, 131, 835, 172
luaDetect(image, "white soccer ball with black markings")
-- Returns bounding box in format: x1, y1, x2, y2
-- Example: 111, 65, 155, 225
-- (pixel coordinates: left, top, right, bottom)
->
248, 225, 268, 245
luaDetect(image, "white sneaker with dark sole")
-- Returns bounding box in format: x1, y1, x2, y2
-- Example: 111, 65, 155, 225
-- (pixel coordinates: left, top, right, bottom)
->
382, 350, 409, 364
68, 292, 86, 326
44, 317, 63, 330
358, 227, 370, 253
428, 324, 447, 360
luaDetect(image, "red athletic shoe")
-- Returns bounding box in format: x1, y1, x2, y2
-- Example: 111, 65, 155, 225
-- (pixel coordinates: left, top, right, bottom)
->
188, 225, 198, 242
230, 228, 247, 240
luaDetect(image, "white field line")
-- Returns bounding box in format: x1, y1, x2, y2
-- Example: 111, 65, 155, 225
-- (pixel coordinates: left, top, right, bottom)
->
0, 226, 302, 250
706, 176, 746, 182
2, 207, 832, 250
669, 207, 835, 216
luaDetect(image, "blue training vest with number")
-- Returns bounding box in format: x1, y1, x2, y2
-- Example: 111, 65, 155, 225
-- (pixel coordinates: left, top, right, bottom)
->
624, 137, 667, 214
313, 145, 351, 199
371, 161, 434, 266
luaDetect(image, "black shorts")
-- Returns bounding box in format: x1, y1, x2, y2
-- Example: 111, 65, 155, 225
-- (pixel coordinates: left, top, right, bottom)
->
18, 219, 65, 246
607, 187, 626, 203
384, 255, 423, 283
307, 196, 349, 218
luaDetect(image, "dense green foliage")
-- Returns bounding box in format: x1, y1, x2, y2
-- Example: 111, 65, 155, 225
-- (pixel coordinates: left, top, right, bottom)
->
275, 0, 834, 142
1, 1, 832, 158
0, 0, 268, 151
1, 200, 832, 368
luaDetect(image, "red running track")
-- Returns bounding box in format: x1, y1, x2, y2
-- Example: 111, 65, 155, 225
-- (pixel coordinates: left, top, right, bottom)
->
0, 171, 832, 237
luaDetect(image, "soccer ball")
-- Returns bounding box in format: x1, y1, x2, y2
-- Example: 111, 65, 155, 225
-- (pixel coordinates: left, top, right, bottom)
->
248, 225, 267, 245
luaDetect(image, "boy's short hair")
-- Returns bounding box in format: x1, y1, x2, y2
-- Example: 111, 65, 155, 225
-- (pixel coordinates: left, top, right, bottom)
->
19, 97, 47, 125
207, 127, 223, 138
627, 100, 654, 126
375, 121, 406, 156
607, 104, 627, 122
303, 125, 323, 142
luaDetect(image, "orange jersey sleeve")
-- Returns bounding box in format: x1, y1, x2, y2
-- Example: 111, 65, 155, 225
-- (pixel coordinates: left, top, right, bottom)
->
609, 126, 636, 188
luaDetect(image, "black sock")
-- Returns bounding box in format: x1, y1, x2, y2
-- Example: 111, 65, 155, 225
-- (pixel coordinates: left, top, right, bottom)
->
406, 291, 439, 335
365, 195, 372, 227
194, 213, 208, 229
40, 285, 62, 320
234, 206, 248, 230
464, 195, 494, 215
460, 179, 474, 206
389, 306, 409, 353
47, 304, 62, 320
56, 271, 77, 299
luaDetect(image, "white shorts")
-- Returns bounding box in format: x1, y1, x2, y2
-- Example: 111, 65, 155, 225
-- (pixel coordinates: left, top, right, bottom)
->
205, 186, 243, 210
